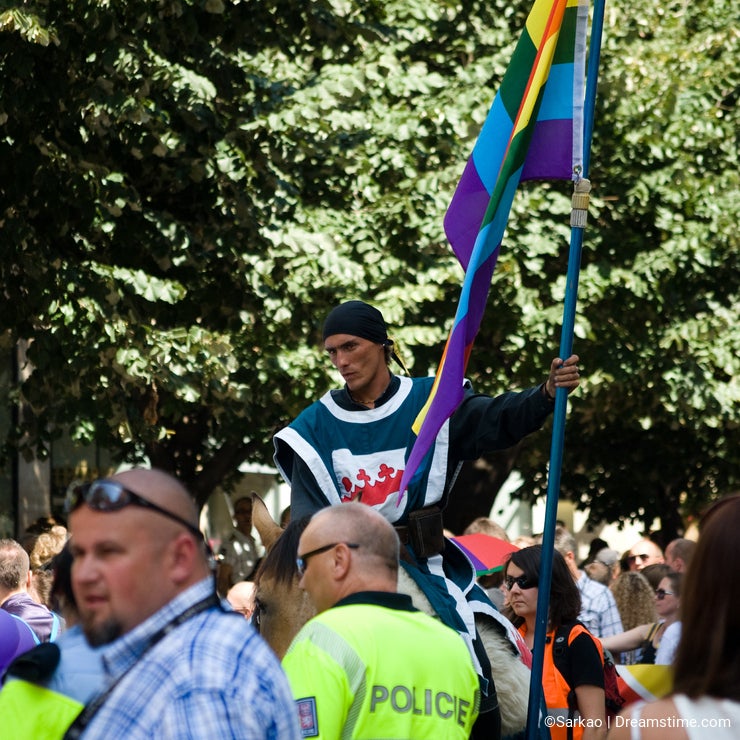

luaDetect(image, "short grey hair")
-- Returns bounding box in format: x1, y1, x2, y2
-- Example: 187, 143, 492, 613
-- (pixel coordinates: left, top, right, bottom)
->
553, 526, 577, 558
0, 539, 30, 590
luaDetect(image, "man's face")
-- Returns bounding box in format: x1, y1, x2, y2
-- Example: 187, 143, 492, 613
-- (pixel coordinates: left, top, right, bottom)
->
324, 334, 387, 399
69, 506, 171, 646
296, 524, 337, 614
664, 543, 684, 572
628, 541, 664, 571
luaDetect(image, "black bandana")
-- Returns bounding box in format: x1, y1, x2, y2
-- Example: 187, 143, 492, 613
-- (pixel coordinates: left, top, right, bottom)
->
322, 301, 388, 344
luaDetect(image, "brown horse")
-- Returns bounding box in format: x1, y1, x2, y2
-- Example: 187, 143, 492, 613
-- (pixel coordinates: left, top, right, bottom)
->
252, 495, 531, 736
250, 504, 315, 659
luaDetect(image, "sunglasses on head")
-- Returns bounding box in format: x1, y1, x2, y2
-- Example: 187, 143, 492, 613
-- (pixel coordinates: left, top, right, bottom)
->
655, 588, 675, 600
504, 574, 538, 590
66, 479, 203, 540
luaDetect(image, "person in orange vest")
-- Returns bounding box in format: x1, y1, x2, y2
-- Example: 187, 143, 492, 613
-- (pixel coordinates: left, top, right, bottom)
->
503, 545, 606, 740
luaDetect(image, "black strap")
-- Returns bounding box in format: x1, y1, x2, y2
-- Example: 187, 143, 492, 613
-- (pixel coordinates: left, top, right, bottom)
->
63, 592, 220, 739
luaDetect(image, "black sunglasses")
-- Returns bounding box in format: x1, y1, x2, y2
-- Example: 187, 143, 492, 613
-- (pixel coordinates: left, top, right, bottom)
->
627, 553, 650, 564
66, 479, 203, 540
504, 574, 538, 590
655, 588, 675, 600
296, 542, 360, 576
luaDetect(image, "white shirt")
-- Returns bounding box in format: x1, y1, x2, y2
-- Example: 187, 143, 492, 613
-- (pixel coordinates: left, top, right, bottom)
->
576, 571, 623, 638
655, 621, 681, 665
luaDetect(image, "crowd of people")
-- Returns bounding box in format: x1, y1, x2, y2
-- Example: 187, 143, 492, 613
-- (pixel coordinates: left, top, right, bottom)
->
1, 301, 738, 739
3, 479, 736, 740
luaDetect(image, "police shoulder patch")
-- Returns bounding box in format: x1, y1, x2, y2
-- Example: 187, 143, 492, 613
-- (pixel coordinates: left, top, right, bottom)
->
296, 696, 319, 738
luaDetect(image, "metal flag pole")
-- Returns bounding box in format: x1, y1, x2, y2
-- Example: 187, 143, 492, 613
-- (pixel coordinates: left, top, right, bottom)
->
525, 0, 607, 738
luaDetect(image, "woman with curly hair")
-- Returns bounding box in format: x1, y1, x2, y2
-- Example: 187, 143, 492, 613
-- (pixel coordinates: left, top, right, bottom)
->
609, 571, 657, 663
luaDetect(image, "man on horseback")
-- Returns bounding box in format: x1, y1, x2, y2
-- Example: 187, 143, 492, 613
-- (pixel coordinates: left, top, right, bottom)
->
273, 300, 580, 738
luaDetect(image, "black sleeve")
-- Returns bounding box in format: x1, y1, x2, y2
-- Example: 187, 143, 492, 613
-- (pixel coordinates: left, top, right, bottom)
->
449, 385, 554, 460
567, 632, 605, 690
288, 454, 332, 521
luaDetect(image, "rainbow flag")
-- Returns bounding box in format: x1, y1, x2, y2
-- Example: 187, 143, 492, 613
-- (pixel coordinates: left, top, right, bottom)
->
399, 0, 589, 499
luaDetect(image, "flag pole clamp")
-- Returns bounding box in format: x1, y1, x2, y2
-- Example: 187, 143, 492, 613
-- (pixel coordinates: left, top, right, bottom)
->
570, 177, 591, 228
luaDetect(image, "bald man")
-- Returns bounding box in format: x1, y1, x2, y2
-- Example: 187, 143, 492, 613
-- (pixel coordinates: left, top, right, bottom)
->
60, 468, 299, 739
627, 539, 665, 572
282, 502, 480, 739
227, 580, 256, 619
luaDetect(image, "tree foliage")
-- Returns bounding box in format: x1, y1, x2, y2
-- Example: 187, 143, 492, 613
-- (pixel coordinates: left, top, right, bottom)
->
1, 0, 737, 530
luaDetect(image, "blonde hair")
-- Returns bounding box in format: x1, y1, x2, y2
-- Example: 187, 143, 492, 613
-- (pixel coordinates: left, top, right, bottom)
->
28, 526, 68, 569
610, 571, 657, 630
463, 517, 509, 541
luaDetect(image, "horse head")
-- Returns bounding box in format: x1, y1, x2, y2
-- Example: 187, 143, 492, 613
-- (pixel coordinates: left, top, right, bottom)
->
252, 497, 316, 658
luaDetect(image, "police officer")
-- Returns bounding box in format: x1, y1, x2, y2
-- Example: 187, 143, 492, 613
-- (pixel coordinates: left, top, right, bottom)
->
282, 502, 480, 739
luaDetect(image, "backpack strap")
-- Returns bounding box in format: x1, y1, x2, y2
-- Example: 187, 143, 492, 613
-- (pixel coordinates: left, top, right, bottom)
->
7, 642, 61, 682
49, 612, 62, 642
553, 622, 600, 740
552, 621, 584, 690
9, 613, 40, 646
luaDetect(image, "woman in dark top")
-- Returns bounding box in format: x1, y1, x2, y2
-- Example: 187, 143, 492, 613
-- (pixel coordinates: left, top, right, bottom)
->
503, 545, 606, 740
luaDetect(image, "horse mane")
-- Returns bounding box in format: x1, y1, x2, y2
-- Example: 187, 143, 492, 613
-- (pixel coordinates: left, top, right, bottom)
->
253, 514, 311, 587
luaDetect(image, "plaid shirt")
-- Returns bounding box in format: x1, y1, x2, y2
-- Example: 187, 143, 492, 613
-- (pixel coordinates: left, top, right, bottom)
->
577, 572, 623, 639
81, 578, 300, 739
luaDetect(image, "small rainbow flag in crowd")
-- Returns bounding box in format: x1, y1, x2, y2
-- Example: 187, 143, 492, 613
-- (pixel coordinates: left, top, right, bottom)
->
399, 0, 589, 499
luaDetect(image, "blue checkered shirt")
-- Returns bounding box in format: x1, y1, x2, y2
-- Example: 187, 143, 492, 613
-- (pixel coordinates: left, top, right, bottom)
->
577, 571, 623, 639
80, 577, 300, 739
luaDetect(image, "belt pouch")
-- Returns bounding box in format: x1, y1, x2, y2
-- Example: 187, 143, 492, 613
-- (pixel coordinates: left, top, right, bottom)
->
407, 506, 444, 558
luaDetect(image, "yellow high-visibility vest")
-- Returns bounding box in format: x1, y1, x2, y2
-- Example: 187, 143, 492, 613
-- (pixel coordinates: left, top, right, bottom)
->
282, 594, 480, 739
0, 678, 83, 740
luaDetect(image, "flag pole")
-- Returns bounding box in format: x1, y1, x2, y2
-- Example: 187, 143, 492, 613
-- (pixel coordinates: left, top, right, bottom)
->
525, 0, 607, 738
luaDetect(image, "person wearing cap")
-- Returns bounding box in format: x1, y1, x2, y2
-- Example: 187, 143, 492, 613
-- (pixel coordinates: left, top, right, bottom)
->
273, 299, 580, 738
585, 548, 621, 586
274, 299, 580, 526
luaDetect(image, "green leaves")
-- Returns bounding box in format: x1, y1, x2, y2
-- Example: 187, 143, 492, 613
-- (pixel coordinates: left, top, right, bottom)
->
0, 0, 737, 524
